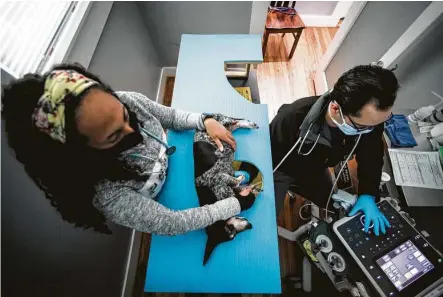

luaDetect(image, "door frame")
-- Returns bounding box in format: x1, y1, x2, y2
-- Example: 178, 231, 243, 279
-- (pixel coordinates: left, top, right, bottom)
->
313, 1, 367, 95
379, 1, 443, 69
314, 1, 443, 95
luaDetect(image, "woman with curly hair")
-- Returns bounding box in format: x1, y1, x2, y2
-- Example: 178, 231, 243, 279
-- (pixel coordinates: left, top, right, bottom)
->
2, 63, 256, 234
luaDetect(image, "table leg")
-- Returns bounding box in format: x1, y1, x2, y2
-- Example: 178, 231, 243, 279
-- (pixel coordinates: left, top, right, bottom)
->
289, 29, 303, 60
262, 31, 270, 58
245, 63, 251, 78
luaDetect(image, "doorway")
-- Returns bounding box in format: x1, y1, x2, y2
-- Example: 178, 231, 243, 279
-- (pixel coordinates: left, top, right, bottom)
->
256, 1, 356, 121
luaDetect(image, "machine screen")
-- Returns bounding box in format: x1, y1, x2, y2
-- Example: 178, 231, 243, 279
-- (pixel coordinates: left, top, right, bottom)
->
376, 240, 434, 291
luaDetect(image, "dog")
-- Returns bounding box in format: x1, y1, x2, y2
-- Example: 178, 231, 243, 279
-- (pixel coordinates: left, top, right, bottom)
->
193, 114, 261, 265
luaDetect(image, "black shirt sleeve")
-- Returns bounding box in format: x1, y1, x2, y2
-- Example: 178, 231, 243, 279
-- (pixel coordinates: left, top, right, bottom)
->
355, 124, 385, 199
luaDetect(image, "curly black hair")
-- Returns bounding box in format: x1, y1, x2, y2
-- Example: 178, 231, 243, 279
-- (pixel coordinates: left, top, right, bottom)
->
330, 64, 400, 117
2, 63, 137, 234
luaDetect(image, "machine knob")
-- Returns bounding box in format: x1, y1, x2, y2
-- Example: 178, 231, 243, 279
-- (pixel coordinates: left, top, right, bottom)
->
386, 213, 399, 223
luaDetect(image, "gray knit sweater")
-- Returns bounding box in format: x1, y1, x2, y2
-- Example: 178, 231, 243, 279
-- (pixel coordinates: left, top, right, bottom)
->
93, 91, 241, 235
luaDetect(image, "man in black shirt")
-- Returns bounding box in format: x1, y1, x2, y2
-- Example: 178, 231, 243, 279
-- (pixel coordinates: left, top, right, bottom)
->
270, 65, 399, 236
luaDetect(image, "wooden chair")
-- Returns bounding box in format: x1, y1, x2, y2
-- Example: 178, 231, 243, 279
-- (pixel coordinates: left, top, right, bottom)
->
263, 1, 306, 60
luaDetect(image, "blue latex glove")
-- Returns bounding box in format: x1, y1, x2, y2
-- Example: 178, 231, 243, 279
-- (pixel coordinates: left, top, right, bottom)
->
348, 195, 391, 236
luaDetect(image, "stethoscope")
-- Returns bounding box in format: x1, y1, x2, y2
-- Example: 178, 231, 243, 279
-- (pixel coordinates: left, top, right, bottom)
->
129, 126, 176, 165
273, 93, 342, 172
272, 122, 322, 173
272, 107, 363, 218
140, 126, 176, 156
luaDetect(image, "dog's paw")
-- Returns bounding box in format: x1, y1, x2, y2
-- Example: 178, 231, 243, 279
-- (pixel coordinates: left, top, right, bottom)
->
233, 120, 259, 130
251, 185, 262, 197
244, 121, 259, 129
235, 175, 245, 187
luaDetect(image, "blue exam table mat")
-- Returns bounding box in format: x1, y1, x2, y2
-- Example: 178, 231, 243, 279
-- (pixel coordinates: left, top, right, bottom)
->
145, 35, 281, 293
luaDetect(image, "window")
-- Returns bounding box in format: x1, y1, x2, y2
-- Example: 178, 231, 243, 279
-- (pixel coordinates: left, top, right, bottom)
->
0, 2, 76, 78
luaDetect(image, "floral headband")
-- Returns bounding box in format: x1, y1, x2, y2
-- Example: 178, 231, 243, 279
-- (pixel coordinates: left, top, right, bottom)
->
32, 70, 99, 143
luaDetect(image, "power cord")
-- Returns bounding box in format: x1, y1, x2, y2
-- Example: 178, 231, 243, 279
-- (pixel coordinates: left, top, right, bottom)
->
325, 134, 362, 218
299, 203, 334, 221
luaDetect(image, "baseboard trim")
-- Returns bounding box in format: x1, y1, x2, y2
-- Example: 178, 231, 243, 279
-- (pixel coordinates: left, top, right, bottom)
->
299, 14, 341, 27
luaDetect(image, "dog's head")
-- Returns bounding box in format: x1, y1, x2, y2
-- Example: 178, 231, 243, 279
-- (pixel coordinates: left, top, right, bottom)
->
206, 217, 252, 243
203, 217, 252, 265
225, 217, 253, 239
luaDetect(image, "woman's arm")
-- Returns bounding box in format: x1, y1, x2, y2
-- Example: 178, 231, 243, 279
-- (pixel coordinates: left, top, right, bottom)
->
93, 185, 241, 235
117, 91, 237, 150
116, 91, 206, 131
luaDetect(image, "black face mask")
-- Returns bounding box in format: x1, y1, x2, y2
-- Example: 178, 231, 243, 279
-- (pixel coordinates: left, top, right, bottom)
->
83, 107, 143, 160
100, 131, 143, 157
101, 108, 143, 157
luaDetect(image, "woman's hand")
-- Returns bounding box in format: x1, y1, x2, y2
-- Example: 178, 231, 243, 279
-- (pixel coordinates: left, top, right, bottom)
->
204, 118, 236, 151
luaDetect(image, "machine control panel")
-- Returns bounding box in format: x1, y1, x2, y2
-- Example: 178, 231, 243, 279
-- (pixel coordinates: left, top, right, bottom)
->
333, 200, 443, 297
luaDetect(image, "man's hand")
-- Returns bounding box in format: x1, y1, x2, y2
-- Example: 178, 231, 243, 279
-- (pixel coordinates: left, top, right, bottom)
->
204, 118, 236, 151
348, 195, 391, 236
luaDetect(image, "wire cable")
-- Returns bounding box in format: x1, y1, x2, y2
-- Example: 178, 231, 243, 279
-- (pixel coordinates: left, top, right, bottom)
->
298, 203, 334, 221
324, 134, 362, 218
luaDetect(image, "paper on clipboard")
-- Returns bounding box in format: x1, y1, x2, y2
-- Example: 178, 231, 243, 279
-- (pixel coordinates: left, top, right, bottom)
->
388, 149, 443, 189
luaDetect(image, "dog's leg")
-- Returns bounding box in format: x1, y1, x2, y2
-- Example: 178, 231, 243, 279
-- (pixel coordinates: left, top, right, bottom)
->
230, 119, 259, 132
215, 172, 242, 187
212, 183, 236, 201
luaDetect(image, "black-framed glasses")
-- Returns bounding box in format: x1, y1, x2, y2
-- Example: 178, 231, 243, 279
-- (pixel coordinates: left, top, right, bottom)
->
347, 112, 393, 132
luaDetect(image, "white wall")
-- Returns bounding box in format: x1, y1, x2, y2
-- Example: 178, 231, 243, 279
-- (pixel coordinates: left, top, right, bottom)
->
250, 1, 270, 36
65, 2, 113, 68
393, 16, 443, 110
137, 1, 253, 66
88, 1, 161, 100
325, 1, 430, 87
295, 1, 338, 16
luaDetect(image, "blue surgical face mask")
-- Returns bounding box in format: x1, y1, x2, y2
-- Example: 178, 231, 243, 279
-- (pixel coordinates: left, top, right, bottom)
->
328, 102, 373, 136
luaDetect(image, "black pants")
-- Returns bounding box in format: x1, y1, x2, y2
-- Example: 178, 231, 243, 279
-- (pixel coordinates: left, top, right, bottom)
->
274, 169, 333, 214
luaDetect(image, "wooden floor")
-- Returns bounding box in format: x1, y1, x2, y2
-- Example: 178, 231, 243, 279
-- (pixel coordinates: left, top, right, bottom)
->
134, 27, 339, 297
257, 27, 338, 121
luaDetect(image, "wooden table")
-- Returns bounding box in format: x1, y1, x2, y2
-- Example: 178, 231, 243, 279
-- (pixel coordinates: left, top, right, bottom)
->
144, 35, 281, 294
263, 9, 305, 60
